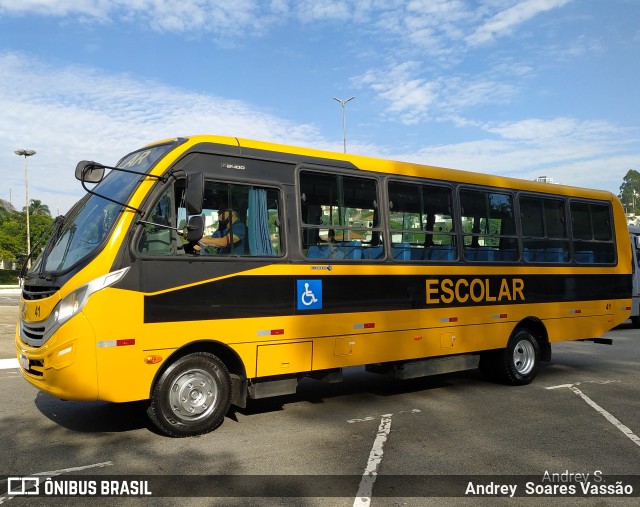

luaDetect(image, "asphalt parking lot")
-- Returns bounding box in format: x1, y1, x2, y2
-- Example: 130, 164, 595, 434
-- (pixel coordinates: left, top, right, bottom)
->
1, 294, 639, 506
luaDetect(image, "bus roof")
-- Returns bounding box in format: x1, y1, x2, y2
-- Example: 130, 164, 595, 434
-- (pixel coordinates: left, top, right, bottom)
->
170, 134, 617, 201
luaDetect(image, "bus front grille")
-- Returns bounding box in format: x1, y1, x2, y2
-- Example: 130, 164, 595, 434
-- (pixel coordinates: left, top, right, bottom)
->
21, 322, 46, 346
23, 359, 44, 377
22, 285, 59, 301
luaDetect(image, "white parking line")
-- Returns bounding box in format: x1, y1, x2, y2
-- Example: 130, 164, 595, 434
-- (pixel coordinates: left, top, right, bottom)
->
547, 381, 640, 449
347, 416, 376, 424
0, 359, 18, 370
546, 379, 619, 390
569, 385, 640, 448
353, 414, 393, 507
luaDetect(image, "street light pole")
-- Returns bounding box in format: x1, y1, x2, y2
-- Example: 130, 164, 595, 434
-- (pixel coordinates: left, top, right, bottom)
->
333, 96, 355, 153
14, 149, 36, 270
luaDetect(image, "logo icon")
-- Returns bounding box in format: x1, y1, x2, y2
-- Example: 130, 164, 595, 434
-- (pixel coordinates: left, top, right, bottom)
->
7, 477, 39, 495
297, 280, 322, 310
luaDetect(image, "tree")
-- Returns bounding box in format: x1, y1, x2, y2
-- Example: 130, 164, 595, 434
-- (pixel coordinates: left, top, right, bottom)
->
0, 204, 54, 264
0, 198, 15, 225
618, 169, 640, 214
24, 199, 51, 217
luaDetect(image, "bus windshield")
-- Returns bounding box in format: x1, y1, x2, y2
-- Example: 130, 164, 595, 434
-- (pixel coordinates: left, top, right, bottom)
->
32, 141, 179, 275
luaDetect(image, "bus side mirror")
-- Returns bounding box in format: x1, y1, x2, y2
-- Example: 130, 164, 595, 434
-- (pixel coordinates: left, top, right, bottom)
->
185, 215, 204, 242
185, 172, 204, 215
75, 161, 105, 183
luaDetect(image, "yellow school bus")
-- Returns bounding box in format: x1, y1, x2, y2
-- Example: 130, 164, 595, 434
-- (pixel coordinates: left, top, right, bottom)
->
16, 135, 631, 437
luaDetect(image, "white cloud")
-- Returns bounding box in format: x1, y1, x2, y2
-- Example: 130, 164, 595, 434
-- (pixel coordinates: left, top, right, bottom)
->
466, 0, 574, 46
483, 117, 622, 141
0, 0, 284, 36
0, 0, 575, 53
355, 61, 517, 124
294, 0, 352, 22
357, 62, 439, 124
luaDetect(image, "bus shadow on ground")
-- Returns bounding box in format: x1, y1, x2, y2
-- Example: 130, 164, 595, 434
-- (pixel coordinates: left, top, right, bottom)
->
232, 366, 490, 418
233, 359, 582, 419
34, 391, 150, 433
33, 362, 570, 433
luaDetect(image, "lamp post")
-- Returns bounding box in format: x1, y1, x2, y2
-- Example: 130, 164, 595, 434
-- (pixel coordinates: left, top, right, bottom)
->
333, 96, 355, 153
14, 149, 36, 270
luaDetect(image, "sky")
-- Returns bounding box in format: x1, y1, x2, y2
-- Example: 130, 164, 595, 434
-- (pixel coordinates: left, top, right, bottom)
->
0, 0, 639, 215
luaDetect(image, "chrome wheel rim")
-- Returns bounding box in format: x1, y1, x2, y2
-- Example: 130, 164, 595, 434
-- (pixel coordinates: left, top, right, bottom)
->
169, 368, 218, 422
512, 339, 535, 375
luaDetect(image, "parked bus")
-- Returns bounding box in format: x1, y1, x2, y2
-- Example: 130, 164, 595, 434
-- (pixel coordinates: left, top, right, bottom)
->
629, 225, 640, 327
16, 135, 632, 437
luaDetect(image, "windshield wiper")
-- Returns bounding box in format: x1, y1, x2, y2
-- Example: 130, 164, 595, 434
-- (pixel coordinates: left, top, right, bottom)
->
19, 215, 66, 282
37, 215, 67, 280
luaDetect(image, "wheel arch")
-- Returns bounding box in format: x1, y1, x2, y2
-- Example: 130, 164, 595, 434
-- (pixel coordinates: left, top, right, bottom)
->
512, 316, 551, 362
150, 339, 248, 405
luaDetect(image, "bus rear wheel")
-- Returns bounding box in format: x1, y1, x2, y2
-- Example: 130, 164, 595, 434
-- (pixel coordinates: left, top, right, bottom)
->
481, 329, 540, 386
147, 352, 231, 437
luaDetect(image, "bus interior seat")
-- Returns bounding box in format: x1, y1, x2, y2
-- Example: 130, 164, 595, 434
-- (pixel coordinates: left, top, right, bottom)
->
539, 248, 567, 263
307, 245, 325, 259
575, 250, 595, 263
392, 243, 411, 260
339, 240, 363, 259
465, 247, 495, 262
425, 245, 456, 261
362, 245, 384, 260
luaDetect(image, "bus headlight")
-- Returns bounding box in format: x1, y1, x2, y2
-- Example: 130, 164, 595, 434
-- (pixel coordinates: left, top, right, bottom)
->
54, 285, 89, 328
43, 267, 130, 342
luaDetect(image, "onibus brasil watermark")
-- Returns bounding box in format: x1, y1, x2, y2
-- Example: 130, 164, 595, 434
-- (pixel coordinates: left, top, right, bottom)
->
6, 477, 151, 497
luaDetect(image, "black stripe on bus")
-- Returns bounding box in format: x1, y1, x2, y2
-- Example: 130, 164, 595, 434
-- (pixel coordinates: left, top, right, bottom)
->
143, 274, 631, 323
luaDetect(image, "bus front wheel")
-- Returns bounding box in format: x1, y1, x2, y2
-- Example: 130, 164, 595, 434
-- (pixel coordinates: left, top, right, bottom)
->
147, 352, 231, 437
481, 329, 540, 386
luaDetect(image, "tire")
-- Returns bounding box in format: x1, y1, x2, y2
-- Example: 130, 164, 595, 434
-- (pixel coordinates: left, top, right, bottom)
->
147, 352, 231, 437
494, 329, 540, 386
631, 316, 640, 329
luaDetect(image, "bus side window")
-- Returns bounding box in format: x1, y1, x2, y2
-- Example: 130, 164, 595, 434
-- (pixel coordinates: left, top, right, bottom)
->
460, 189, 518, 262
570, 201, 615, 264
196, 182, 283, 257
299, 170, 380, 260
520, 195, 569, 263
387, 180, 456, 262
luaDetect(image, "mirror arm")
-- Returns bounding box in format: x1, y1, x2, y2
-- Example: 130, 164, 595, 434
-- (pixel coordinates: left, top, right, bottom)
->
89, 163, 169, 183
79, 177, 144, 215
78, 163, 176, 215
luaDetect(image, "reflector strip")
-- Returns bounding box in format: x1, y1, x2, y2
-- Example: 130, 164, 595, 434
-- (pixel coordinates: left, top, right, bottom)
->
257, 329, 285, 336
97, 339, 135, 348
622, 306, 631, 311
57, 346, 72, 357
440, 317, 458, 323
492, 314, 508, 319
569, 309, 582, 315
354, 323, 375, 329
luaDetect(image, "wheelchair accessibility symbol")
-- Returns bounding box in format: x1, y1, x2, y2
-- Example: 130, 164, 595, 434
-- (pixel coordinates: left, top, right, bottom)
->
297, 280, 322, 310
